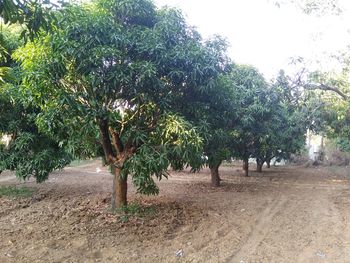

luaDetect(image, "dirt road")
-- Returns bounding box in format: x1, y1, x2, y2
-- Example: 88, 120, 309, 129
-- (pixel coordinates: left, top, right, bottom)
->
0, 162, 349, 262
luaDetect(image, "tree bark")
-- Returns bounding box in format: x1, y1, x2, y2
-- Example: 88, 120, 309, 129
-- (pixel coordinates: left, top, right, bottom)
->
304, 83, 349, 100
266, 159, 271, 168
256, 158, 264, 173
210, 163, 221, 187
111, 167, 127, 210
98, 119, 115, 164
243, 158, 249, 177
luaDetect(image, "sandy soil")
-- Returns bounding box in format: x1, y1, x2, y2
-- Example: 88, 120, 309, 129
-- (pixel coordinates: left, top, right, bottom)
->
0, 161, 350, 263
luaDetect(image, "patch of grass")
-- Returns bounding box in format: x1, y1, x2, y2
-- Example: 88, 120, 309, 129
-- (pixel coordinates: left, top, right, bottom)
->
113, 202, 157, 222
0, 186, 34, 198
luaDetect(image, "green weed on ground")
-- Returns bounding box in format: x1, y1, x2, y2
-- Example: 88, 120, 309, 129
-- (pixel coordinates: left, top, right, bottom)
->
113, 203, 157, 223
0, 186, 34, 198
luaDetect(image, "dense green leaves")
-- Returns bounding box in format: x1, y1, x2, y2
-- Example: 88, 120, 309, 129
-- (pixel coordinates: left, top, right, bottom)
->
228, 65, 270, 161
0, 132, 71, 182
0, 0, 61, 40
122, 114, 203, 194
0, 84, 72, 182
2, 0, 347, 207
0, 23, 71, 182
14, 0, 229, 206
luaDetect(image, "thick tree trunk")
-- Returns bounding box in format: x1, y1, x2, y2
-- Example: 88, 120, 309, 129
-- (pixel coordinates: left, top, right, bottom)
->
98, 119, 134, 210
210, 163, 221, 187
111, 167, 127, 210
243, 158, 249, 177
256, 158, 264, 173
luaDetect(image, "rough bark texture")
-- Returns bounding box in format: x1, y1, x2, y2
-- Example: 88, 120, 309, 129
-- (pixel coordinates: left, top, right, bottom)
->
243, 158, 249, 177
99, 119, 133, 210
210, 164, 220, 187
111, 167, 127, 210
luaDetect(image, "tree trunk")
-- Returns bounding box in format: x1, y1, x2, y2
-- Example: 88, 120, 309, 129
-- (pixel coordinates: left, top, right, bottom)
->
111, 167, 127, 210
266, 159, 271, 168
243, 158, 249, 177
256, 158, 263, 173
320, 135, 325, 161
256, 163, 263, 172
210, 163, 221, 187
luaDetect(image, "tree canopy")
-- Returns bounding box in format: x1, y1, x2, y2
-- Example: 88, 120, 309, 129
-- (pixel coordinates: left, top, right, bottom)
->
1, 0, 348, 211
15, 0, 230, 208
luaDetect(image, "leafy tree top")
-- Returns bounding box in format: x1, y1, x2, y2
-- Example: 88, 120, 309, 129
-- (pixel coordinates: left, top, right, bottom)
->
15, 0, 229, 200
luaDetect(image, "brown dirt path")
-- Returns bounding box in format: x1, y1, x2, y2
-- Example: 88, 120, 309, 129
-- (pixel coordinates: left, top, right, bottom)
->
0, 162, 350, 263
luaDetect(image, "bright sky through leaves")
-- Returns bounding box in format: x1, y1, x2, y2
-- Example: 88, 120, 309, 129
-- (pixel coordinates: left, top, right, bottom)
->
154, 0, 350, 78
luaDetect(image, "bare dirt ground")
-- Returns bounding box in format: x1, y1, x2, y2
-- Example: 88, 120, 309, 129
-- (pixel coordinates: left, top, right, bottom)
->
0, 161, 350, 263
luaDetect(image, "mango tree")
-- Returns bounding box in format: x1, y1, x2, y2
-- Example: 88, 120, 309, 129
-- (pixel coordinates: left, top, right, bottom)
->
265, 70, 309, 165
184, 70, 237, 186
250, 72, 307, 171
228, 64, 270, 175
16, 0, 227, 209
305, 66, 350, 151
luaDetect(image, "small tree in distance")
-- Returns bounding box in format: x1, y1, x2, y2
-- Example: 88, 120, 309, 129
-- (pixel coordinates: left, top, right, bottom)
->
228, 64, 270, 176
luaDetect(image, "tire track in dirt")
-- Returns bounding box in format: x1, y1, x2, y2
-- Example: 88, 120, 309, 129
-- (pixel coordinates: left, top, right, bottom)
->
226, 195, 287, 263
224, 170, 350, 263
2, 163, 350, 263
295, 186, 350, 262
223, 173, 297, 263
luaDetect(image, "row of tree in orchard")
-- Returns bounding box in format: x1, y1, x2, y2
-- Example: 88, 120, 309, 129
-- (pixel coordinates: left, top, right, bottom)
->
1, 0, 346, 209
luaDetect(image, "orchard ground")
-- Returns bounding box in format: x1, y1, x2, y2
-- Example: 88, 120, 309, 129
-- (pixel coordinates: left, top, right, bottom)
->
0, 161, 350, 263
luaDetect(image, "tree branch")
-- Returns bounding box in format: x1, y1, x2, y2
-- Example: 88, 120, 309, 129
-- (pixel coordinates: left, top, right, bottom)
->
98, 119, 116, 164
109, 127, 124, 155
304, 83, 349, 100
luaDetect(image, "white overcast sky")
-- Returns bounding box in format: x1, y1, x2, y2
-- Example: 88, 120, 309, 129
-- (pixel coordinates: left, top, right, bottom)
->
154, 0, 350, 79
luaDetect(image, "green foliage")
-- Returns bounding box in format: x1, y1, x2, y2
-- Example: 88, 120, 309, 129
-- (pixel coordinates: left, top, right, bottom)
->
335, 137, 350, 152
0, 132, 71, 182
0, 0, 61, 41
228, 64, 271, 161
2, 0, 321, 198
179, 67, 235, 172
325, 100, 350, 141
265, 70, 309, 160
222, 66, 308, 166
306, 61, 350, 148
0, 85, 72, 182
123, 114, 203, 195
15, 0, 227, 203
0, 185, 34, 198
0, 25, 72, 182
